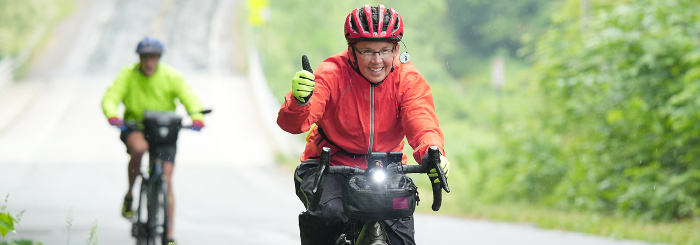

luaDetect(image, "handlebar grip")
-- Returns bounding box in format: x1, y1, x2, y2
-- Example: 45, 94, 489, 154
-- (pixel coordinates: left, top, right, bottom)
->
431, 182, 442, 211
400, 164, 426, 174
302, 55, 313, 73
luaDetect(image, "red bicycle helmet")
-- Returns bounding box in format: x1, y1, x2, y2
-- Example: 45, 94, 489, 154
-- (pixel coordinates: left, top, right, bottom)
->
344, 4, 403, 43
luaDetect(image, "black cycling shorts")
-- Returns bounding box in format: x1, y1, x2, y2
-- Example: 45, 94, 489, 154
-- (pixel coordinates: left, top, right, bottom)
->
120, 126, 177, 162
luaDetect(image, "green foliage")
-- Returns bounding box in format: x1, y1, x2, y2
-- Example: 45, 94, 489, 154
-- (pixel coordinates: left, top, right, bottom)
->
443, 0, 554, 78
0, 194, 37, 245
0, 194, 95, 245
0, 194, 19, 240
0, 0, 60, 57
0, 213, 15, 239
523, 0, 700, 221
0, 240, 42, 245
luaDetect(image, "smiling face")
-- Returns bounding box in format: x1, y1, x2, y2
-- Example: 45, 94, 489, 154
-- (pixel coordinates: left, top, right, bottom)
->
349, 41, 398, 84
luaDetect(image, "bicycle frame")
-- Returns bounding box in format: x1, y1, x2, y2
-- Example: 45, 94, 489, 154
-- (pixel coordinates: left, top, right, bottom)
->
128, 110, 211, 245
132, 153, 168, 245
131, 111, 181, 245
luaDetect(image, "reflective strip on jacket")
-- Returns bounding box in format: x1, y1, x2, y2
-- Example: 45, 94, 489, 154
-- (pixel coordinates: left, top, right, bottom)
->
101, 63, 204, 122
277, 49, 445, 168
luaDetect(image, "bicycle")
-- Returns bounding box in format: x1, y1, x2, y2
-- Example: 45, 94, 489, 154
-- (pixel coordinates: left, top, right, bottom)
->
308, 146, 449, 245
125, 110, 211, 245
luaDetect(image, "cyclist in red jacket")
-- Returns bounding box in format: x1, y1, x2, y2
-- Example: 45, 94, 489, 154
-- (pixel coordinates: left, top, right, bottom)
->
277, 4, 451, 245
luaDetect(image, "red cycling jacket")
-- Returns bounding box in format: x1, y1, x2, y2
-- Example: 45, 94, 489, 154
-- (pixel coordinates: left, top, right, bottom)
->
277, 49, 445, 168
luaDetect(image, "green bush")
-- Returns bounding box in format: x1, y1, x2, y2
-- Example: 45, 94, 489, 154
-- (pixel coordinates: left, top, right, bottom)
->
527, 0, 700, 221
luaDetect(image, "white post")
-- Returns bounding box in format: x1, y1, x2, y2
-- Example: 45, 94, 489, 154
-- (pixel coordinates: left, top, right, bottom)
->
491, 57, 505, 130
491, 57, 505, 92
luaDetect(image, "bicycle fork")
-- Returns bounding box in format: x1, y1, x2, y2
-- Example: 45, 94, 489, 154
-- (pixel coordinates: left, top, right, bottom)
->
356, 222, 388, 245
337, 221, 389, 245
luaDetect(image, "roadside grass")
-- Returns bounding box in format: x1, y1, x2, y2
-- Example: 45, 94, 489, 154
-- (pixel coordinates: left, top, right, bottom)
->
410, 171, 700, 245
1, 193, 98, 245
1, 0, 76, 79
15, 0, 76, 78
413, 194, 700, 245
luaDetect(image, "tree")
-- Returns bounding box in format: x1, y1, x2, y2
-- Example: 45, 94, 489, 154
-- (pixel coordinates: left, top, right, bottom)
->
443, 0, 553, 77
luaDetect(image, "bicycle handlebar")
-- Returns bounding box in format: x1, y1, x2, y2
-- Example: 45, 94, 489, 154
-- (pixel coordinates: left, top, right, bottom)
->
118, 109, 213, 131
308, 146, 448, 212
121, 121, 199, 131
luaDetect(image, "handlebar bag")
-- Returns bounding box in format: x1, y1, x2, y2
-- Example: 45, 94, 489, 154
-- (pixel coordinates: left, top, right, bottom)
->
143, 111, 182, 144
342, 173, 418, 221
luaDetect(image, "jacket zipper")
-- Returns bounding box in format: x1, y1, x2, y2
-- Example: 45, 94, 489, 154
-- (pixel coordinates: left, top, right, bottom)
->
368, 85, 375, 154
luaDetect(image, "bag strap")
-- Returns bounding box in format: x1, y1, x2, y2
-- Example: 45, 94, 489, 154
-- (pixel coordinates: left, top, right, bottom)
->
317, 126, 367, 159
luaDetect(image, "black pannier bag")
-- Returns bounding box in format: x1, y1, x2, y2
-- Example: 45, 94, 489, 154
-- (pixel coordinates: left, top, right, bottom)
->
342, 172, 418, 221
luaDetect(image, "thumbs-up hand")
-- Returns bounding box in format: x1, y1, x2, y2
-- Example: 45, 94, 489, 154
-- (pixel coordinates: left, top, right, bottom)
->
292, 55, 315, 104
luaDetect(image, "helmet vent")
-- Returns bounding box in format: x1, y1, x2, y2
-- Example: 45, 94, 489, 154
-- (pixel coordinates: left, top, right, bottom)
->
350, 16, 358, 32
358, 7, 392, 33
393, 16, 400, 32
358, 10, 370, 32
381, 11, 390, 32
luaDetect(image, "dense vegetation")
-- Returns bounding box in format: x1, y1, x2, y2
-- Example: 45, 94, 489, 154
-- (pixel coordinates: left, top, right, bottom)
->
530, 0, 700, 220
255, 0, 700, 243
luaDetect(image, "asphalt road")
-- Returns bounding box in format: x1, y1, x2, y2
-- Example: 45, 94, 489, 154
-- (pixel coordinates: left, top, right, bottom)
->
0, 0, 663, 244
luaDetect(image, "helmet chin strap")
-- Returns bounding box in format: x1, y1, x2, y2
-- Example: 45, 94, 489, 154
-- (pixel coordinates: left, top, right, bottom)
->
348, 46, 394, 87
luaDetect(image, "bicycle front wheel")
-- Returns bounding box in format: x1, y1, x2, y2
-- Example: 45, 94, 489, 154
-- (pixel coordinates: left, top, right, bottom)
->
134, 177, 148, 245
147, 175, 170, 245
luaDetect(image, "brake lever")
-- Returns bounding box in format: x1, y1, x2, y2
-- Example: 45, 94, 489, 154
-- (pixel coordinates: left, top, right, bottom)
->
435, 160, 450, 193
428, 146, 450, 193
309, 147, 331, 211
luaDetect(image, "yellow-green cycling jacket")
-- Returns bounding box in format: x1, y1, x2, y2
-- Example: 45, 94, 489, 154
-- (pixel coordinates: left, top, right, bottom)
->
101, 63, 204, 122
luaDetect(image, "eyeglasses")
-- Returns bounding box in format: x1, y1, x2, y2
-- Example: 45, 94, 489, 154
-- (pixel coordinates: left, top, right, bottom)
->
355, 48, 395, 60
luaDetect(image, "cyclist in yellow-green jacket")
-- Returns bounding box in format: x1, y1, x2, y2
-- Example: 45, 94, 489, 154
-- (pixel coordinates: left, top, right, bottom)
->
101, 36, 204, 243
